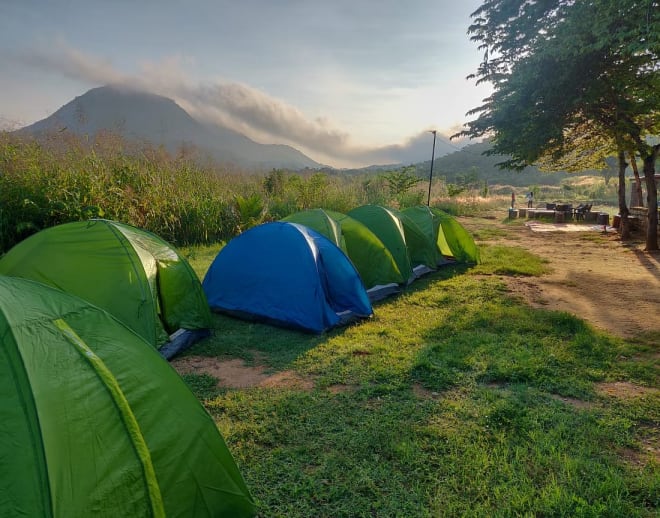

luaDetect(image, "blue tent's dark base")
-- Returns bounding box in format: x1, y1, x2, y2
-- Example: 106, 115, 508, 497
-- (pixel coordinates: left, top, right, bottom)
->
336, 310, 373, 328
217, 308, 321, 333
159, 328, 211, 360
366, 283, 402, 302
213, 307, 370, 334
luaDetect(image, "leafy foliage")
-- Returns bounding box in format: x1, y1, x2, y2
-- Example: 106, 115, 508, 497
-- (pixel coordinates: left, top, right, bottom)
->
382, 166, 422, 196
381, 165, 425, 207
459, 0, 660, 247
233, 194, 265, 232
461, 0, 659, 163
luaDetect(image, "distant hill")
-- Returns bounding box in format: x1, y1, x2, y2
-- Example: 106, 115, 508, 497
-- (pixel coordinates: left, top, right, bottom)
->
333, 140, 616, 189
414, 141, 595, 187
17, 85, 321, 171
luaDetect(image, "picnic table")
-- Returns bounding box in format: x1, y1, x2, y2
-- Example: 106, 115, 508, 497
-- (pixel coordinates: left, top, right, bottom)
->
510, 202, 602, 224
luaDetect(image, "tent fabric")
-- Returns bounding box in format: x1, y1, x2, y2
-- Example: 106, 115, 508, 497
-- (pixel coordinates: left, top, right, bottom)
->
282, 209, 405, 289
0, 275, 255, 518
391, 208, 441, 270
202, 222, 373, 333
282, 208, 346, 252
430, 207, 481, 263
347, 205, 414, 283
0, 219, 212, 348
402, 206, 451, 263
402, 206, 481, 264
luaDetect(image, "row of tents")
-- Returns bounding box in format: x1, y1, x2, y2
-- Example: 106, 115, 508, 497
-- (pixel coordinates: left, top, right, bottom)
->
0, 204, 478, 516
0, 204, 478, 342
203, 205, 479, 333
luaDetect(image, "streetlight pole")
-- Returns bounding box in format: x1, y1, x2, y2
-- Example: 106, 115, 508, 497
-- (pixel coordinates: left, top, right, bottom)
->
427, 130, 437, 206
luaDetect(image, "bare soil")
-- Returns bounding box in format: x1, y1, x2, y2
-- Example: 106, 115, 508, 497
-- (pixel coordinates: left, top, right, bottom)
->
483, 219, 660, 339
172, 356, 314, 390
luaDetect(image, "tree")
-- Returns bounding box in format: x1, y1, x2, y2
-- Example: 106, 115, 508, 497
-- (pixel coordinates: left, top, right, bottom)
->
287, 172, 329, 210
263, 169, 286, 197
627, 152, 644, 208
458, 0, 660, 249
382, 166, 423, 206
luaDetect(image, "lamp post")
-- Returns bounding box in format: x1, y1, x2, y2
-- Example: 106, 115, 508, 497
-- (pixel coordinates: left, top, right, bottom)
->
427, 130, 437, 206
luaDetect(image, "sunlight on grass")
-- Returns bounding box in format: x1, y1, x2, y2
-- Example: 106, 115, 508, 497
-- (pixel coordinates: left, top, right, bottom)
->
471, 244, 551, 276
179, 243, 223, 280
179, 248, 659, 516
471, 226, 513, 241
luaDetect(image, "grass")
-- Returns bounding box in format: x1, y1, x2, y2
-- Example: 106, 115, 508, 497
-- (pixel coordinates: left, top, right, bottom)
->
179, 233, 660, 517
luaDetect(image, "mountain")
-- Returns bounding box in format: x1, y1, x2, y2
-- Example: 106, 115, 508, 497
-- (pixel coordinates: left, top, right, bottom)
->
17, 85, 321, 170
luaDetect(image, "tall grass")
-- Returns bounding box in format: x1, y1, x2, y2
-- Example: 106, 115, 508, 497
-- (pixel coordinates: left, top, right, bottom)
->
1, 130, 611, 253
0, 131, 249, 249
1, 132, 396, 251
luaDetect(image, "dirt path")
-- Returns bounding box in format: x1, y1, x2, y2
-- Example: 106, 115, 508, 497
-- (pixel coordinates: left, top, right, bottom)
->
472, 218, 660, 339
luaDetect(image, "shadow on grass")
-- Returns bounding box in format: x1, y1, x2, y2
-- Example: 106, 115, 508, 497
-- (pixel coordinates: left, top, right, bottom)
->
184, 262, 475, 371
411, 277, 657, 400
180, 312, 329, 370
183, 266, 658, 517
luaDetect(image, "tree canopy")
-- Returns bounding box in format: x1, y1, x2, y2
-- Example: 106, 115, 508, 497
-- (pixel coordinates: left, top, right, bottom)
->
458, 0, 660, 248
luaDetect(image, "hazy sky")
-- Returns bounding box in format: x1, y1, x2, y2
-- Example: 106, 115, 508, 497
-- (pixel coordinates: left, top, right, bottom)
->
0, 1, 491, 167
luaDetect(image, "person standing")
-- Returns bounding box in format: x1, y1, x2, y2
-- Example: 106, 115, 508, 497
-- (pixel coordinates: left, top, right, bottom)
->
511, 191, 516, 208
525, 191, 534, 208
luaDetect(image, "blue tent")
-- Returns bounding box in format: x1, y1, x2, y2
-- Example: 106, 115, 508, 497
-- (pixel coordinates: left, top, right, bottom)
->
202, 222, 373, 333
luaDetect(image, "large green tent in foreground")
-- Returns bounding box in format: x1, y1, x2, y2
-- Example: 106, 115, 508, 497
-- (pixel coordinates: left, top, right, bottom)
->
0, 219, 212, 349
0, 276, 255, 517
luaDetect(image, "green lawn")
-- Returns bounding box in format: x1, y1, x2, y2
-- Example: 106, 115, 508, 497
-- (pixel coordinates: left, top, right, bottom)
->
178, 225, 659, 518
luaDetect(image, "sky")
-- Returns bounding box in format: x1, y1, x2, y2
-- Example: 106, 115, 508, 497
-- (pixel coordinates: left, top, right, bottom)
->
0, 1, 492, 168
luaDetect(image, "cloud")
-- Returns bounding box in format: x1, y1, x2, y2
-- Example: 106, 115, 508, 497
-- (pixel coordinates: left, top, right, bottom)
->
341, 130, 470, 167
8, 41, 470, 167
177, 82, 352, 153
10, 39, 126, 86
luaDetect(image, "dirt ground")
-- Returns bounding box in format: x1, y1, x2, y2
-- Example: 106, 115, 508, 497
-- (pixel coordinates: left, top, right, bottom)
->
483, 219, 660, 339
172, 356, 314, 390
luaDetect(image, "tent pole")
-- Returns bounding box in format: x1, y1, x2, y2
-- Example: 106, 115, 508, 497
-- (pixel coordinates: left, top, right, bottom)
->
427, 130, 437, 206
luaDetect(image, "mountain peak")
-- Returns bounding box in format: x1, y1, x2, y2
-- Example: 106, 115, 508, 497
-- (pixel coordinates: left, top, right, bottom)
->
18, 85, 320, 171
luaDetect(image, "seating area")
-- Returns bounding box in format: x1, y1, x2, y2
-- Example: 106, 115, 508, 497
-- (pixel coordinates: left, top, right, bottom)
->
573, 203, 593, 220
509, 202, 601, 223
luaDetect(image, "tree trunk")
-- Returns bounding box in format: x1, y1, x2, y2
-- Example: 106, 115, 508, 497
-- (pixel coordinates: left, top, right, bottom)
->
643, 146, 659, 251
617, 150, 631, 239
628, 152, 644, 207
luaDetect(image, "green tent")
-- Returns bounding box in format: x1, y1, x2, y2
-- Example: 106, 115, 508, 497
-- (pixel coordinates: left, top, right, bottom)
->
0, 275, 255, 517
0, 219, 211, 348
402, 206, 480, 264
282, 208, 405, 291
347, 205, 414, 283
390, 208, 441, 270
282, 208, 346, 252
